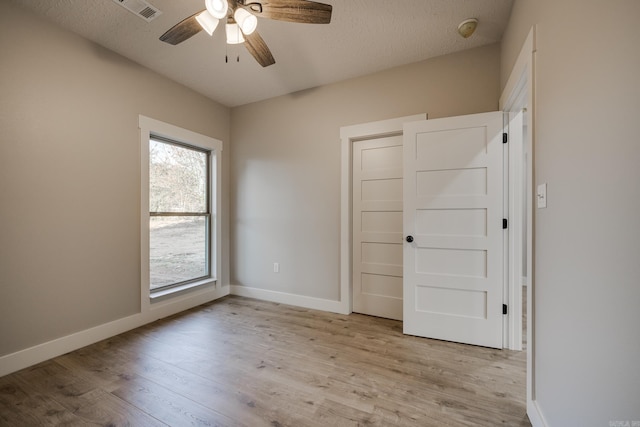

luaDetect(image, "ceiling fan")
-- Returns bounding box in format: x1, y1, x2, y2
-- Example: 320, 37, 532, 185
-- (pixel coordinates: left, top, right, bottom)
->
159, 0, 332, 67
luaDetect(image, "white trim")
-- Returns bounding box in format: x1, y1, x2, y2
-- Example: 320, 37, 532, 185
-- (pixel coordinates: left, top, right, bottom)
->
528, 399, 549, 427
500, 27, 535, 110
500, 26, 537, 422
502, 112, 510, 349
339, 114, 427, 315
0, 285, 230, 377
500, 33, 533, 349
230, 285, 347, 314
138, 115, 223, 301
504, 110, 524, 351
149, 278, 215, 300
139, 115, 223, 153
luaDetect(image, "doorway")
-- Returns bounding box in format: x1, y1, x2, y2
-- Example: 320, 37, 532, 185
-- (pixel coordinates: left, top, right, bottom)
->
351, 135, 404, 320
340, 110, 530, 350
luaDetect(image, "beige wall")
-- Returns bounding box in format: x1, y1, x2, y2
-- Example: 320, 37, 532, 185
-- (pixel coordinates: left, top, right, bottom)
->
501, 0, 640, 424
0, 2, 230, 356
230, 44, 500, 300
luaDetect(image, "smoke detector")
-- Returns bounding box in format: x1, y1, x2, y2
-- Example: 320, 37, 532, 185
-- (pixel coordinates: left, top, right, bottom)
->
457, 18, 478, 39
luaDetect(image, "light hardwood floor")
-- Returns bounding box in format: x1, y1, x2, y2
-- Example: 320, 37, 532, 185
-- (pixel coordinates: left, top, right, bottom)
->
0, 296, 531, 426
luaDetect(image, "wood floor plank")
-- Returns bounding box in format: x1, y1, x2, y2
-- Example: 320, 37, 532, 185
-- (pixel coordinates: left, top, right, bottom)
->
68, 388, 169, 427
0, 295, 530, 426
62, 342, 318, 426
110, 375, 238, 427
7, 361, 166, 427
0, 376, 84, 426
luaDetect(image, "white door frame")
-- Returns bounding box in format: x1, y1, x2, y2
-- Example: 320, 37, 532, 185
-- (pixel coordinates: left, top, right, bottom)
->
499, 27, 543, 426
339, 114, 427, 315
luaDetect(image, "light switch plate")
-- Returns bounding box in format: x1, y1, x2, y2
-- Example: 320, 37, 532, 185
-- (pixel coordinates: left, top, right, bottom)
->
537, 183, 547, 208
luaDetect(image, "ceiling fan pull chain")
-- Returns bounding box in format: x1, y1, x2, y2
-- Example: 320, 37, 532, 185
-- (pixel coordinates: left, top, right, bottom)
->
234, 23, 241, 63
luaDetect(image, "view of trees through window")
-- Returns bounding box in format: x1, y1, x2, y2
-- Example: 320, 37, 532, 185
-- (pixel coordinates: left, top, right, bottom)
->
149, 137, 210, 290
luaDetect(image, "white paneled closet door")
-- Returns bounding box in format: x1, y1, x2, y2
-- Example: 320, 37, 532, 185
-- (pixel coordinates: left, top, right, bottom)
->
352, 135, 404, 320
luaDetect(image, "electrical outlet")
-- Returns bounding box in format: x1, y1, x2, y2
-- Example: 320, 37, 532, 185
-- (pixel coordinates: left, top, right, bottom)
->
537, 183, 547, 208
273, 262, 279, 273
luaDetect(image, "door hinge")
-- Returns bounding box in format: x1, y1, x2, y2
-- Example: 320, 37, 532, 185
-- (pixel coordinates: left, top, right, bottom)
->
503, 133, 508, 144
503, 218, 508, 229
503, 304, 508, 315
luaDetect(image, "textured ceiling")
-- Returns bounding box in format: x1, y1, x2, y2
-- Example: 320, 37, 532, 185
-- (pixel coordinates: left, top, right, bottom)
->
10, 0, 514, 107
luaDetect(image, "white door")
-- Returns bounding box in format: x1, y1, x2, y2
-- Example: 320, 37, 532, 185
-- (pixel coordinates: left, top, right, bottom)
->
403, 112, 504, 348
352, 136, 403, 320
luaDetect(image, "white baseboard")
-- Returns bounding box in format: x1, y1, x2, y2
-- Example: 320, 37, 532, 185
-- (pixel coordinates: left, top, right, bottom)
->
527, 399, 549, 427
1, 285, 347, 377
230, 285, 349, 315
0, 285, 230, 377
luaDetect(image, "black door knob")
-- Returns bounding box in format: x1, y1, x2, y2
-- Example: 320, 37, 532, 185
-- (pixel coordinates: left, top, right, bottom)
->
406, 235, 414, 243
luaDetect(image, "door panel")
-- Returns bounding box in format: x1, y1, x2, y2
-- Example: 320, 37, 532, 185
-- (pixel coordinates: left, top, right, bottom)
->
403, 112, 504, 348
353, 136, 403, 320
415, 209, 487, 236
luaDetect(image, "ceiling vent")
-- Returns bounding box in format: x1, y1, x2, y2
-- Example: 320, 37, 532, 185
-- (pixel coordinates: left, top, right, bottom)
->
112, 0, 162, 23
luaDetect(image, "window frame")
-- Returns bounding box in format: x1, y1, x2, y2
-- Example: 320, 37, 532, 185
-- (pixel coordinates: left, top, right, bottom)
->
149, 135, 211, 291
139, 116, 222, 304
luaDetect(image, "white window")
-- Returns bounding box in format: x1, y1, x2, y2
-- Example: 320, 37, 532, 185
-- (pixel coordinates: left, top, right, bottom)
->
139, 116, 222, 299
149, 136, 210, 290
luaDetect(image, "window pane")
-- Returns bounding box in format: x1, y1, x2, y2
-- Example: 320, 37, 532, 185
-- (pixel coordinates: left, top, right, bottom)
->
149, 139, 207, 213
150, 216, 208, 289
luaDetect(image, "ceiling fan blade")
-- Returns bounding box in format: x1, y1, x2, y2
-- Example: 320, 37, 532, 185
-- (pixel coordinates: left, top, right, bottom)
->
247, 0, 332, 24
159, 9, 206, 45
244, 31, 276, 67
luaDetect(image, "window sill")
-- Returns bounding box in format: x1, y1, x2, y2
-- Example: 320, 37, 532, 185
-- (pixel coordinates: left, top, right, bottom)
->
150, 278, 216, 302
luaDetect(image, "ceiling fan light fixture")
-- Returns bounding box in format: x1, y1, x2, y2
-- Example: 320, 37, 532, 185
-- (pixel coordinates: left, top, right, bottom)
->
226, 22, 245, 44
234, 7, 258, 35
195, 10, 219, 36
205, 0, 228, 19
